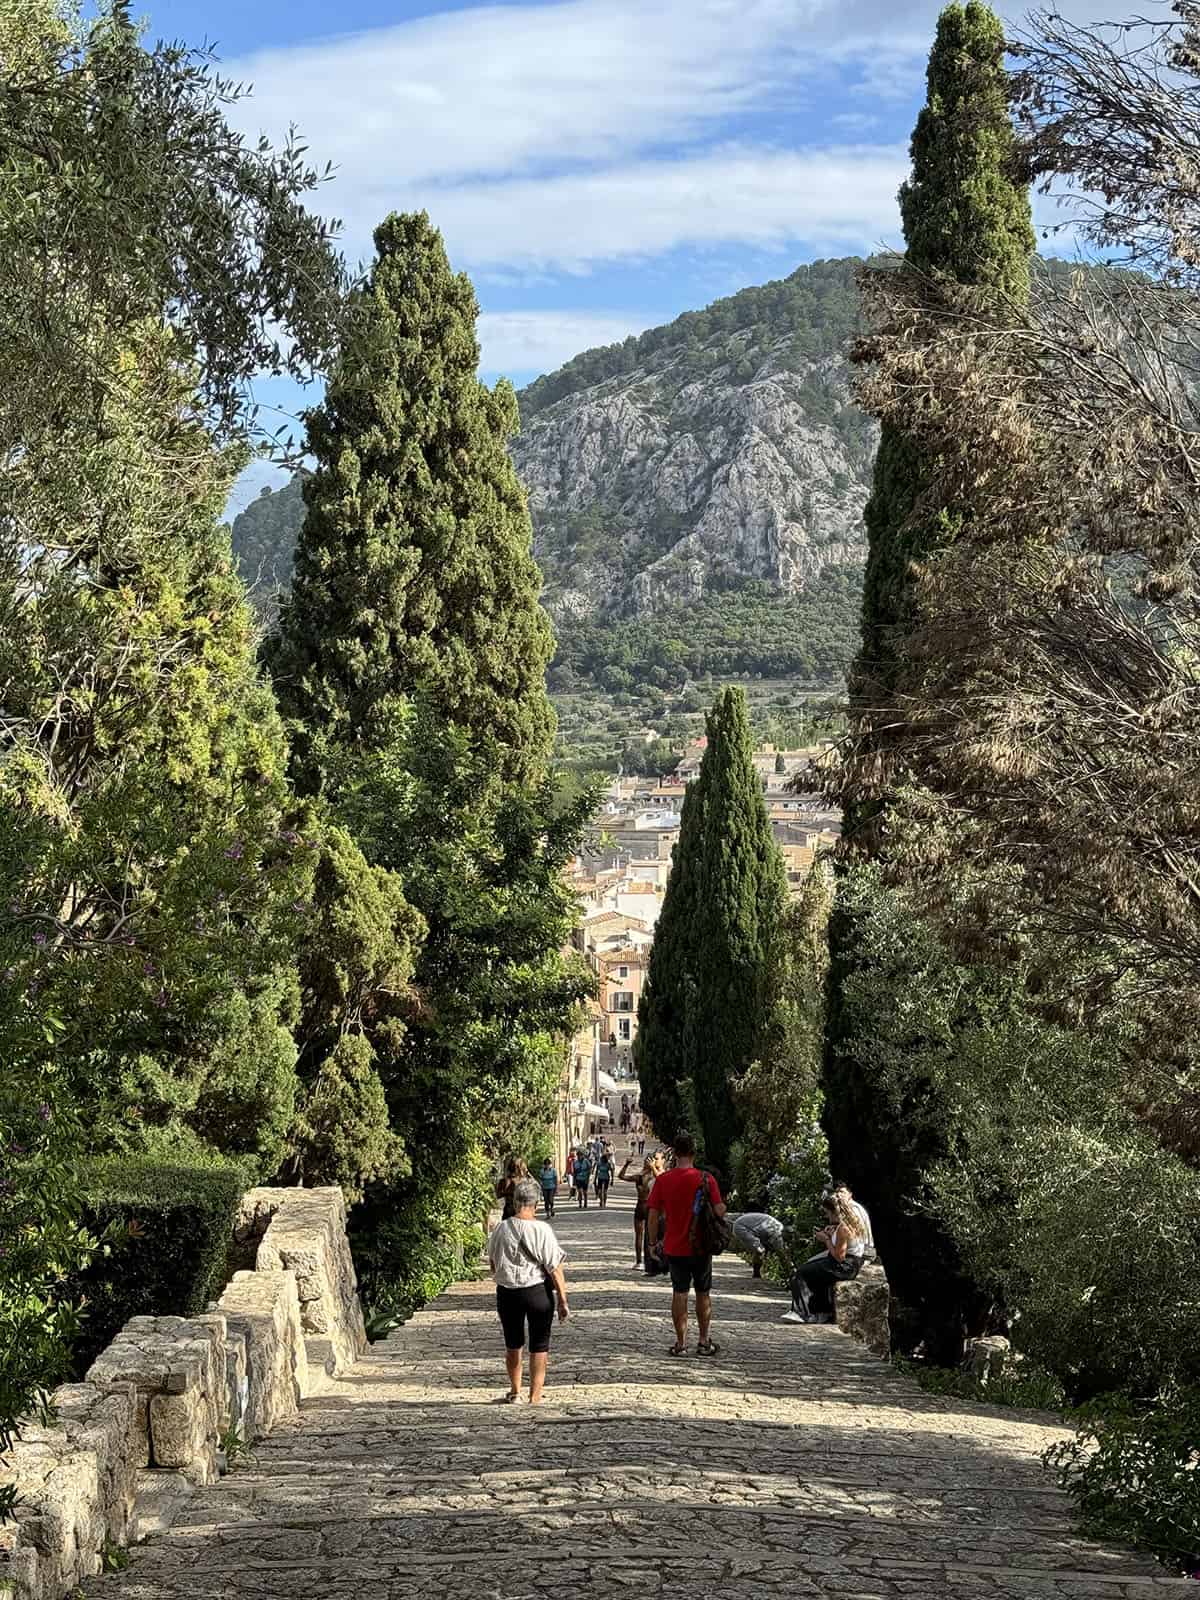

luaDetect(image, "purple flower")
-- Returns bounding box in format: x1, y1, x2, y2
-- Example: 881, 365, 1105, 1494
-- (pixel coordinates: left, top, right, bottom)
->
291, 900, 308, 914
37, 1104, 51, 1122
32, 931, 46, 947
154, 989, 169, 1008
142, 960, 156, 977
279, 829, 300, 846
224, 840, 244, 861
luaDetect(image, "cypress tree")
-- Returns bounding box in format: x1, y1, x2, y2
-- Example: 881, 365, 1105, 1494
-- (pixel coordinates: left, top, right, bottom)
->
684, 688, 788, 1174
855, 0, 1034, 713
827, 1, 1035, 1361
270, 210, 554, 790
634, 773, 708, 1138
270, 211, 590, 1313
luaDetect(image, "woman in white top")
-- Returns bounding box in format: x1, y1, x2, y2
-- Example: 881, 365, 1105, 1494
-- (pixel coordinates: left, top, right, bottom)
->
782, 1191, 866, 1325
486, 1178, 569, 1403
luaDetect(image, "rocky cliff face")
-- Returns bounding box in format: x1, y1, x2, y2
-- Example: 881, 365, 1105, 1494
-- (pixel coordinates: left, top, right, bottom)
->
512, 259, 875, 621
229, 259, 876, 626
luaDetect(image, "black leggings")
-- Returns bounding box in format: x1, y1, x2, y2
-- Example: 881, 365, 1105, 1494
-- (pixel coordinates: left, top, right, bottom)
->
496, 1283, 555, 1353
791, 1252, 860, 1316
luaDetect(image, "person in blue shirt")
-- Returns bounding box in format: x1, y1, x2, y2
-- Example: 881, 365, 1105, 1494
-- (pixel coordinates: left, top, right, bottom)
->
573, 1150, 593, 1208
539, 1159, 559, 1217
594, 1149, 614, 1208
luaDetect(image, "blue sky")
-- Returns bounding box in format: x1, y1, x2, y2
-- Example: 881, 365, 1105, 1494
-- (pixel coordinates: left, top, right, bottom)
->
137, 0, 1102, 509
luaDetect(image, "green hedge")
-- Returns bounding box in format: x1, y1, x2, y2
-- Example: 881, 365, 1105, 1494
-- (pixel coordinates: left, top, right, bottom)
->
69, 1156, 254, 1374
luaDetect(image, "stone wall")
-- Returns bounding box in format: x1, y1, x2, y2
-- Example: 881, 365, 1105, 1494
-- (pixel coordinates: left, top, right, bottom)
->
834, 1262, 891, 1358
234, 1187, 367, 1376
0, 1185, 367, 1600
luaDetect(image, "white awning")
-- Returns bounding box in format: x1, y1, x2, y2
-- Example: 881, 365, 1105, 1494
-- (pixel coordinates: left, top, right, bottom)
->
580, 1101, 610, 1119
597, 1069, 619, 1094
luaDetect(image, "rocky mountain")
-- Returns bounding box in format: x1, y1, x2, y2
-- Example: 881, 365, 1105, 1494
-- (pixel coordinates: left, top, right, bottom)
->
229, 258, 874, 664
513, 257, 874, 622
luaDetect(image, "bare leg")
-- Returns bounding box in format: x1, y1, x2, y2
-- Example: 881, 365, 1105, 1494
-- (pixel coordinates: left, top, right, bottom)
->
634, 1217, 645, 1264
696, 1292, 712, 1344
504, 1347, 522, 1397
529, 1352, 549, 1404
671, 1291, 688, 1348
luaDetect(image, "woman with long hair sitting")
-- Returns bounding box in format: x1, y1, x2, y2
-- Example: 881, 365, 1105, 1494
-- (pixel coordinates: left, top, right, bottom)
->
781, 1191, 866, 1324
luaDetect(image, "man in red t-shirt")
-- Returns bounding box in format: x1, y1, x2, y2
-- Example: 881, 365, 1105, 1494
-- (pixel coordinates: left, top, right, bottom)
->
647, 1131, 726, 1356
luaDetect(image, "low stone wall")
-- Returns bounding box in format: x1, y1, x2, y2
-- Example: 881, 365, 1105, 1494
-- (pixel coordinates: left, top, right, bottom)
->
0, 1185, 367, 1600
234, 1187, 367, 1376
834, 1262, 891, 1358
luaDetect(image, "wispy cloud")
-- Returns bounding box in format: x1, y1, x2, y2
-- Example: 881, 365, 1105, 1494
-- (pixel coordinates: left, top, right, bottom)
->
477, 309, 657, 374
389, 145, 908, 273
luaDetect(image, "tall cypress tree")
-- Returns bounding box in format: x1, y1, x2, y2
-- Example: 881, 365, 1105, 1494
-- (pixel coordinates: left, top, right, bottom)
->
854, 0, 1034, 716
684, 688, 788, 1174
270, 210, 554, 790
270, 211, 589, 1314
636, 690, 788, 1170
634, 773, 708, 1138
826, 1, 1035, 1361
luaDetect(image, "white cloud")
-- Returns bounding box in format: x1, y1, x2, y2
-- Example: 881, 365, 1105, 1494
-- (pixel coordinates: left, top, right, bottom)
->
226, 0, 1122, 291
230, 0, 815, 190
477, 309, 656, 375
353, 145, 907, 274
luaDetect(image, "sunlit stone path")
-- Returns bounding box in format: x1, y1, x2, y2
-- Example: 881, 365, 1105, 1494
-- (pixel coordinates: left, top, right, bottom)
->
90, 1181, 1186, 1599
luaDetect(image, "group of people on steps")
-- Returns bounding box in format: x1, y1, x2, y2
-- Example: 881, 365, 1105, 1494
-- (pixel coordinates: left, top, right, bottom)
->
487, 1129, 875, 1402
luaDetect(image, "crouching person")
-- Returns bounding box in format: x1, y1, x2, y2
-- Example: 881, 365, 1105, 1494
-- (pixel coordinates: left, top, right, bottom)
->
730, 1210, 787, 1278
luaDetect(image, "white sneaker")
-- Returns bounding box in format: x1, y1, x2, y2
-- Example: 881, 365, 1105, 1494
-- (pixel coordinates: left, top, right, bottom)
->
781, 1309, 806, 1324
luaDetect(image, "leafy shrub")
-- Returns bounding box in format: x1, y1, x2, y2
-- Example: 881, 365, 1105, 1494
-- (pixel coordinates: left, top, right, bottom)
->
900, 1357, 1067, 1413
69, 1155, 253, 1373
0, 1071, 102, 1517
1046, 1387, 1200, 1572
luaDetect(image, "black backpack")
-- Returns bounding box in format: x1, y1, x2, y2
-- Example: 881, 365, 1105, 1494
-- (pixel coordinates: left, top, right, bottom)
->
688, 1173, 732, 1257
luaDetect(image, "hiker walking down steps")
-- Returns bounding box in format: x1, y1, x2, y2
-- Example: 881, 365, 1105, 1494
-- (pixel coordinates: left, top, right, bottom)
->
646, 1131, 728, 1357
487, 1178, 569, 1404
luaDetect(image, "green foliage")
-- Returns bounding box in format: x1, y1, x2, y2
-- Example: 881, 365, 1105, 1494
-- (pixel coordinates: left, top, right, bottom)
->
272, 212, 593, 1316
1046, 1388, 1200, 1571
634, 774, 707, 1138
69, 1155, 251, 1374
900, 1357, 1068, 1412
828, 1, 1037, 1361
0, 1076, 100, 1519
856, 1, 1034, 711
637, 689, 789, 1170
549, 571, 863, 697
0, 0, 342, 457
0, 332, 312, 1175
269, 210, 554, 791
685, 689, 789, 1172
730, 870, 832, 1209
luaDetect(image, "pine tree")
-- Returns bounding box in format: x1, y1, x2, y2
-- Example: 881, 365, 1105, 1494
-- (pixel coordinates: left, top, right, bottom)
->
269, 211, 554, 791
684, 688, 788, 1174
634, 773, 708, 1137
827, 1, 1035, 1361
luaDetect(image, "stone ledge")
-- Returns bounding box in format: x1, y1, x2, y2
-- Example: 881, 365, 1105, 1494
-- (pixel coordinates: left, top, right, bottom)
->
834, 1262, 891, 1358
236, 1187, 367, 1374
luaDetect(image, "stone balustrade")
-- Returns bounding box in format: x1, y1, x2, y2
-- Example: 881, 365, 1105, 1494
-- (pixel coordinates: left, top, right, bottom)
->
0, 1186, 367, 1600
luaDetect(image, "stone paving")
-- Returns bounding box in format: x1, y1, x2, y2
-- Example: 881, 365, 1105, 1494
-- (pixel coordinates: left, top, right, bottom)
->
88, 1182, 1187, 1599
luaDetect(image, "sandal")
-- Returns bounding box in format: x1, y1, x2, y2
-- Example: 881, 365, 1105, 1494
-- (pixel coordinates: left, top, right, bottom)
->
695, 1340, 722, 1356
667, 1342, 687, 1357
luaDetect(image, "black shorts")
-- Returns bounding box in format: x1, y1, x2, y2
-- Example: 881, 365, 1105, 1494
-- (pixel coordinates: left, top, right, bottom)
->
496, 1283, 555, 1354
666, 1254, 713, 1295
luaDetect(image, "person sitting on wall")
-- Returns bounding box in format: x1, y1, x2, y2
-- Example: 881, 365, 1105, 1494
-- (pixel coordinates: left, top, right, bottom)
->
781, 1191, 867, 1325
